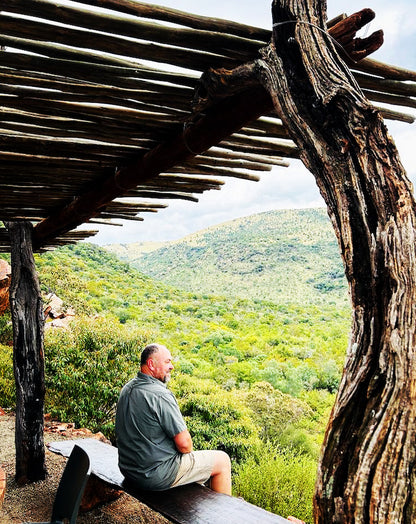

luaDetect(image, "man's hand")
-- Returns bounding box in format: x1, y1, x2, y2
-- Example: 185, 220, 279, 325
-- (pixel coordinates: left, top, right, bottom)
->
173, 429, 193, 453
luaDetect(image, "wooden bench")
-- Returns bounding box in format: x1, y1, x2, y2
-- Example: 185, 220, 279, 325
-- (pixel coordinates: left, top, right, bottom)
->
48, 438, 291, 523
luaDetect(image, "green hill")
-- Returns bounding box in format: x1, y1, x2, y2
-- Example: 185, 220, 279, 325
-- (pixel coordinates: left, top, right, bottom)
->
105, 208, 349, 306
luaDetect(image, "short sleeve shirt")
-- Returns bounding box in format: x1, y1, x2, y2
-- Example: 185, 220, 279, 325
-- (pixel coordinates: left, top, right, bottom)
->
115, 372, 187, 490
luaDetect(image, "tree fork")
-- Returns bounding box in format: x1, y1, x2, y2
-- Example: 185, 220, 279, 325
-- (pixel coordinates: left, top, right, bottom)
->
6, 221, 46, 483
250, 0, 416, 522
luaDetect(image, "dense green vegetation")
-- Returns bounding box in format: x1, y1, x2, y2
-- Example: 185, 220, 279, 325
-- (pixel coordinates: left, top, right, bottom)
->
0, 211, 352, 522
106, 208, 348, 307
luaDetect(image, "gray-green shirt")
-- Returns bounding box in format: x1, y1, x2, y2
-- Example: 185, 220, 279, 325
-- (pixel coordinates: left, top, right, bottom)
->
115, 372, 187, 490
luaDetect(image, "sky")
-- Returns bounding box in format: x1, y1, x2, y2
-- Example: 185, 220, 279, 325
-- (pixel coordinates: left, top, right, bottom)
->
89, 0, 416, 246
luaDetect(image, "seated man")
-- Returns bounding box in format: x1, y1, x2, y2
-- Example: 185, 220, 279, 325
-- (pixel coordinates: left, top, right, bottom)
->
115, 343, 232, 494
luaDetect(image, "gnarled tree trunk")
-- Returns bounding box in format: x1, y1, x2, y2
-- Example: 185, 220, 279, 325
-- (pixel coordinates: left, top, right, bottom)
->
255, 1, 416, 522
5, 221, 46, 483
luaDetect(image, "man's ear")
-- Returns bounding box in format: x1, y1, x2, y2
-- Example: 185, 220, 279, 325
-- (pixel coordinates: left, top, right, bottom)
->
147, 358, 156, 372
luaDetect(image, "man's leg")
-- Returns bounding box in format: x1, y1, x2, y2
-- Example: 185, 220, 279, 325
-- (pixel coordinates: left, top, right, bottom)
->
209, 450, 232, 495
171, 450, 232, 495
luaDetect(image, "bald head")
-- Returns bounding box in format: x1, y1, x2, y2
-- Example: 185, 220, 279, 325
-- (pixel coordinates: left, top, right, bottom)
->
141, 343, 174, 383
141, 343, 165, 367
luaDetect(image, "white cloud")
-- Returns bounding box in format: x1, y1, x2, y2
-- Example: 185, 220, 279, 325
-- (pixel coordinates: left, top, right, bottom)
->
92, 164, 324, 245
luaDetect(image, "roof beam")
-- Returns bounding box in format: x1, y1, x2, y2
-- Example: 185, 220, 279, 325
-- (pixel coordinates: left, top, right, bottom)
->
32, 85, 274, 249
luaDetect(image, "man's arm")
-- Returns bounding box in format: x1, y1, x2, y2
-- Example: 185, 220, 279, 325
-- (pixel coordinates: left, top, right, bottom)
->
173, 429, 193, 453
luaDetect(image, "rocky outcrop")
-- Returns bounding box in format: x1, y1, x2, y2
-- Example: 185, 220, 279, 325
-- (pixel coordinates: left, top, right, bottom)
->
44, 293, 75, 329
0, 266, 76, 330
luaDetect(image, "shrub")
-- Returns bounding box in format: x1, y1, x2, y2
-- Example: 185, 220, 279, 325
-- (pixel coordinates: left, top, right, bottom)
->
44, 315, 153, 439
171, 375, 261, 463
228, 360, 256, 386
177, 359, 194, 375
315, 359, 340, 392
36, 263, 95, 315
233, 443, 317, 523
0, 313, 13, 345
243, 382, 322, 458
0, 343, 14, 408
244, 382, 311, 439
275, 426, 321, 459
257, 361, 320, 396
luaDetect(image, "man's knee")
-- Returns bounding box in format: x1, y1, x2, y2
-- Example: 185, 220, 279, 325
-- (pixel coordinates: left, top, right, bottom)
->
212, 450, 231, 474
209, 451, 232, 495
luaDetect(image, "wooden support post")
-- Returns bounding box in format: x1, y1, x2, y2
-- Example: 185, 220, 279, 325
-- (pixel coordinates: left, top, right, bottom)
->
251, 1, 416, 521
5, 221, 46, 483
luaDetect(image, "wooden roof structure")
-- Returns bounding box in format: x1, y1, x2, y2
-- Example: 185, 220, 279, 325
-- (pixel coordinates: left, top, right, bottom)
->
0, 0, 415, 251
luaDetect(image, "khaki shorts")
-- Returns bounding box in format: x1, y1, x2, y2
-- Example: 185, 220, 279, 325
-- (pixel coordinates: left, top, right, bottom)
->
170, 450, 216, 488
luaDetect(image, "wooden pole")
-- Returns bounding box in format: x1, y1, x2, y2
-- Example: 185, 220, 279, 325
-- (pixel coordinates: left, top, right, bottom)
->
5, 221, 46, 483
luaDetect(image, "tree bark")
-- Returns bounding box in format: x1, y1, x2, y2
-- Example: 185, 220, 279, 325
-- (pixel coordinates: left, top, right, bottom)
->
253, 1, 416, 522
5, 221, 46, 483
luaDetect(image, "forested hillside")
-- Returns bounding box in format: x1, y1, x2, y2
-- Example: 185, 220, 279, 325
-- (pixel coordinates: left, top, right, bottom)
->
31, 242, 349, 397
105, 208, 349, 306
0, 237, 351, 522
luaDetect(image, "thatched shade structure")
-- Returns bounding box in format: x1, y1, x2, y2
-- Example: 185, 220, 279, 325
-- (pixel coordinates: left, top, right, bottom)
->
0, 0, 414, 251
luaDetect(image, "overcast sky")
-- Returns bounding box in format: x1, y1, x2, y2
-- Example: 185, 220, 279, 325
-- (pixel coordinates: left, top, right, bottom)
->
91, 0, 416, 245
